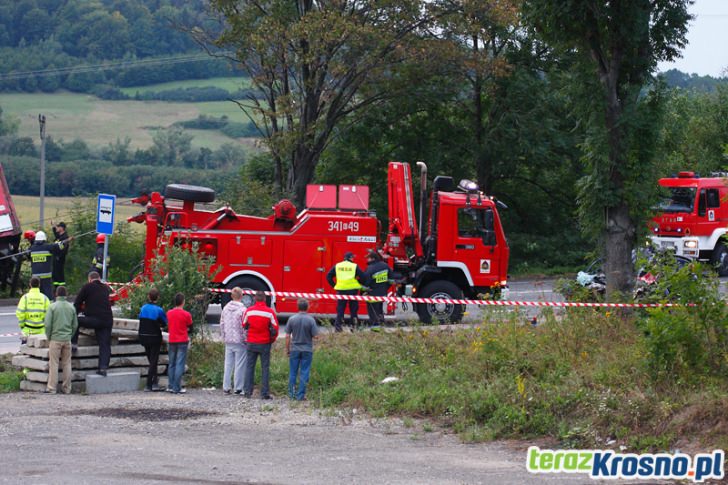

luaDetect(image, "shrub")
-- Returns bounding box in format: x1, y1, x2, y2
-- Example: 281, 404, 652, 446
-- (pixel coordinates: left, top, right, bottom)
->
121, 245, 219, 328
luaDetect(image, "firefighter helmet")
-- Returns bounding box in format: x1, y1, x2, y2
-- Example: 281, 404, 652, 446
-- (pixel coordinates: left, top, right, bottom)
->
23, 230, 36, 240
96, 233, 106, 244
35, 231, 47, 242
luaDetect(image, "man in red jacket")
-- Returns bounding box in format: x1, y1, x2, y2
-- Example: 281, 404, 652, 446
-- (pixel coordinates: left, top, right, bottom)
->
242, 291, 279, 399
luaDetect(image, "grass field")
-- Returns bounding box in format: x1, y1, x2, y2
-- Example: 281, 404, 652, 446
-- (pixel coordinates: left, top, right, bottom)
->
0, 88, 257, 150
119, 76, 251, 96
11, 195, 141, 231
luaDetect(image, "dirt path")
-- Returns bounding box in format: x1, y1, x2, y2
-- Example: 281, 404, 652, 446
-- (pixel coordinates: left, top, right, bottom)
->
0, 390, 596, 484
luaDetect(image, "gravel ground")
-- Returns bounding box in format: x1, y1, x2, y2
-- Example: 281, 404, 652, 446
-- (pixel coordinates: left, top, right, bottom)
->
0, 389, 599, 485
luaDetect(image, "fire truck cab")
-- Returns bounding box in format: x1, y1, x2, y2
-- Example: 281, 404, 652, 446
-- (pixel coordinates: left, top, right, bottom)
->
650, 171, 728, 275
129, 161, 509, 323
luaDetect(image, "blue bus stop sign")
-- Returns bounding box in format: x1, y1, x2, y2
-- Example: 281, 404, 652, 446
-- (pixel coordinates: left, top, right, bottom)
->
96, 194, 116, 235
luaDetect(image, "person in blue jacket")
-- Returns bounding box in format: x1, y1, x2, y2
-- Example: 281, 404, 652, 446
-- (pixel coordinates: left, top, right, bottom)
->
138, 288, 167, 391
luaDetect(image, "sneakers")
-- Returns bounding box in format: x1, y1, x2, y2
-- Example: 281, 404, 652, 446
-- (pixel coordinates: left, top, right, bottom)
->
96, 369, 107, 377
175, 388, 187, 394
224, 389, 232, 395
144, 387, 153, 392
261, 395, 272, 400
166, 388, 175, 393
151, 384, 162, 392
71, 344, 78, 355
234, 390, 242, 395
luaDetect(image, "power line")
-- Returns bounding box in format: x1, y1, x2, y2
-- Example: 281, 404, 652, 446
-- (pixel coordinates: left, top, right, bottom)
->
0, 53, 232, 82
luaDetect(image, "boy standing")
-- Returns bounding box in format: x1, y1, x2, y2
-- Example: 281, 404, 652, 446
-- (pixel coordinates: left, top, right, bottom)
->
285, 299, 320, 400
138, 288, 167, 391
44, 286, 78, 394
166, 293, 193, 394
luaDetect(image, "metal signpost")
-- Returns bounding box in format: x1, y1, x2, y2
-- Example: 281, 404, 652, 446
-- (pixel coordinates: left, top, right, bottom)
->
96, 194, 116, 281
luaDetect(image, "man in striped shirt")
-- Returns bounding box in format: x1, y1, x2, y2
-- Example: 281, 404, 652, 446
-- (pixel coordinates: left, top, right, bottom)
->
242, 291, 279, 399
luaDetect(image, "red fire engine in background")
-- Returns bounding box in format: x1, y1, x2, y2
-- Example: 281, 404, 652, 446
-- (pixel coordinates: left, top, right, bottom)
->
128, 161, 509, 323
650, 171, 728, 276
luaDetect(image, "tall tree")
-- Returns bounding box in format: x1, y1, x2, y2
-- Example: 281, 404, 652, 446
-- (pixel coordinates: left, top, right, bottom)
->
524, 0, 691, 296
202, 0, 437, 206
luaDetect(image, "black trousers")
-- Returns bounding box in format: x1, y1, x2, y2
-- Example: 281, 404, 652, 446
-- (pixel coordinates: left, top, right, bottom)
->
141, 338, 162, 388
52, 255, 66, 286
38, 277, 53, 300
73, 316, 112, 370
334, 290, 359, 331
367, 301, 384, 326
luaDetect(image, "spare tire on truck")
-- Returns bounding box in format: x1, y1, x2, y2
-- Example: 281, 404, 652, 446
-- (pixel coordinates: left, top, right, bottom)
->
164, 184, 216, 203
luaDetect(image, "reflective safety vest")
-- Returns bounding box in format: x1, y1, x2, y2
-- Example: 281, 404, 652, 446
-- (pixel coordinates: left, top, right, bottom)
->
16, 288, 50, 335
91, 245, 110, 271
334, 260, 362, 290
30, 246, 53, 279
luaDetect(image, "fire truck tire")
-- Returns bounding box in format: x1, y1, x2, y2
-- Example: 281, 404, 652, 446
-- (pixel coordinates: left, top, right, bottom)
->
220, 276, 270, 309
415, 281, 464, 324
711, 243, 728, 276
164, 184, 216, 203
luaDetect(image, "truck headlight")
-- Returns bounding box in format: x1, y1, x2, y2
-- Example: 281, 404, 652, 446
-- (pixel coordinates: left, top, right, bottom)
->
684, 240, 698, 249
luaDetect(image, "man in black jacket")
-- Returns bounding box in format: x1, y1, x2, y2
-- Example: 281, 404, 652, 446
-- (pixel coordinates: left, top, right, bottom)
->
51, 221, 69, 289
73, 271, 113, 375
362, 251, 394, 329
29, 231, 63, 300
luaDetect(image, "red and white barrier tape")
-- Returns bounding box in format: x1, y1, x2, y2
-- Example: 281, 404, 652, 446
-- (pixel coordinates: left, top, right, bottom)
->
107, 281, 689, 308
207, 288, 680, 308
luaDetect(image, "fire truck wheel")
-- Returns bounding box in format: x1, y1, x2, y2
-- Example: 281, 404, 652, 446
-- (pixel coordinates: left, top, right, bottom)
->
221, 276, 270, 309
711, 243, 728, 276
164, 184, 216, 203
416, 281, 464, 325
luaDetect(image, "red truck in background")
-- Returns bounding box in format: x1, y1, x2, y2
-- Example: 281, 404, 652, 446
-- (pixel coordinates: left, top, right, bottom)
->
128, 161, 509, 323
650, 171, 728, 276
0, 163, 24, 295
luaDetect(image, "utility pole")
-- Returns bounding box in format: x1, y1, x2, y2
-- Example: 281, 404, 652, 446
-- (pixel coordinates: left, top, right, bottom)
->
38, 114, 46, 226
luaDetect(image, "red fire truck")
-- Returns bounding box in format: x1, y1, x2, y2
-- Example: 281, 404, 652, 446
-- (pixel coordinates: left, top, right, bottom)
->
128, 161, 509, 322
650, 171, 728, 276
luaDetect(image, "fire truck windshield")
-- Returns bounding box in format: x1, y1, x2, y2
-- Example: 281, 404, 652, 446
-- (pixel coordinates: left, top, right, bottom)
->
658, 187, 696, 213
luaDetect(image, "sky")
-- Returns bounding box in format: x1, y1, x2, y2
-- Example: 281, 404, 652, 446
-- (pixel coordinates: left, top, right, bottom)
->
657, 0, 728, 77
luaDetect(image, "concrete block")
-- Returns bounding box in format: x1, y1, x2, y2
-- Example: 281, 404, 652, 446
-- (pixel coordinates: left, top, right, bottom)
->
113, 318, 139, 331
72, 354, 168, 370
26, 365, 167, 383
85, 371, 140, 394
27, 335, 48, 348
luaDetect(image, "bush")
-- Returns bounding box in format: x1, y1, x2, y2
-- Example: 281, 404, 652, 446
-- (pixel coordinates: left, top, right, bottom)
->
638, 256, 728, 379
121, 245, 219, 328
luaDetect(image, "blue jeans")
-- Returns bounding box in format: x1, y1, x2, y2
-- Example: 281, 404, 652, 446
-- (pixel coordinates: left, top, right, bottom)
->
168, 343, 188, 392
244, 343, 271, 398
288, 350, 313, 400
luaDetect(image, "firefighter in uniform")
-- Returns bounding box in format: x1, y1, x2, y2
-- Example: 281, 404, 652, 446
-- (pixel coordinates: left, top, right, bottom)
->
326, 251, 365, 332
16, 277, 50, 344
362, 250, 395, 329
51, 221, 69, 288
90, 234, 110, 275
30, 231, 62, 299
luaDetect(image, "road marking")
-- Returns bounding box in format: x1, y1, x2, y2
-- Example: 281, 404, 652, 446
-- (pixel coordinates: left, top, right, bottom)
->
0, 332, 20, 337
0, 312, 16, 316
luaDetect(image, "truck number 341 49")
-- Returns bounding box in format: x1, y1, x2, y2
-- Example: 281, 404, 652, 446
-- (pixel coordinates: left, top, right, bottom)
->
328, 221, 359, 232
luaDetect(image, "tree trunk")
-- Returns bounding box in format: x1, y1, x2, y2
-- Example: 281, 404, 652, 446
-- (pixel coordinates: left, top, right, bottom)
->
604, 201, 634, 296
472, 35, 492, 192
290, 147, 318, 208
602, 70, 635, 298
